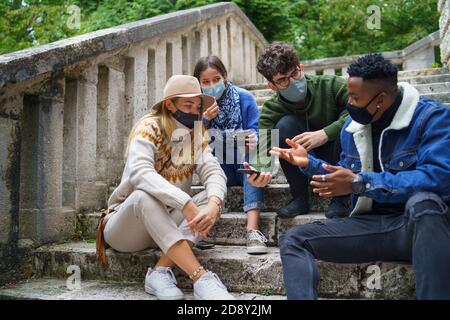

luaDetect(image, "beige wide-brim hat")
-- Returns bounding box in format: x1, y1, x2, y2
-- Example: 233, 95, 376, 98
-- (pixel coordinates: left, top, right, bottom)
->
151, 75, 215, 113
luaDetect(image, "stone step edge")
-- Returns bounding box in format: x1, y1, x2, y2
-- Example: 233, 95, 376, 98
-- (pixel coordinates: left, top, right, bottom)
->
31, 242, 416, 299
250, 82, 450, 98
0, 278, 286, 300
76, 211, 327, 245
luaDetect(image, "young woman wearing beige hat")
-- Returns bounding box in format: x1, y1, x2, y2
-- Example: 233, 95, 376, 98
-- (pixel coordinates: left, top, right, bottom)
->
96, 75, 234, 300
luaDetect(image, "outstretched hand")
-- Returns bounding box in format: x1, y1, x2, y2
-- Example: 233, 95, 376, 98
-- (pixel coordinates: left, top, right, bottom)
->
270, 138, 309, 167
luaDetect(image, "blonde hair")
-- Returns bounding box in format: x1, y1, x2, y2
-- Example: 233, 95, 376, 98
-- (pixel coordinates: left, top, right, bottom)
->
125, 98, 209, 158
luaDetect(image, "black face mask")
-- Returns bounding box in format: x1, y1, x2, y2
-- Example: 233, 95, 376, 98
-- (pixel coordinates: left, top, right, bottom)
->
172, 109, 201, 129
346, 92, 382, 125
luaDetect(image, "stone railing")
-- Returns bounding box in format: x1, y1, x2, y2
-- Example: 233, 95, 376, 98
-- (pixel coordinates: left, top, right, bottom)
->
302, 31, 441, 76
0, 2, 267, 244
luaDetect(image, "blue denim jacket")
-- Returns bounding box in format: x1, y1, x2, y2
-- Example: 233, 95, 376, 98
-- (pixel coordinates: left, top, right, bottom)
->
302, 82, 450, 215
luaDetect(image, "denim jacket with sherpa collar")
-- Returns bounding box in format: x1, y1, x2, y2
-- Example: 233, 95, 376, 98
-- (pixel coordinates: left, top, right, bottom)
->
302, 81, 450, 215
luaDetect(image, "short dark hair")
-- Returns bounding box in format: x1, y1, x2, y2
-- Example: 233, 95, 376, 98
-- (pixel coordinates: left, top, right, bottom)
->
257, 42, 299, 82
347, 53, 398, 87
193, 56, 227, 80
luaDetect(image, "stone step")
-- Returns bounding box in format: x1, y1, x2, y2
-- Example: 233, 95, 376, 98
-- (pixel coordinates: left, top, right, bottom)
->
0, 278, 285, 300
77, 211, 326, 245
400, 74, 450, 85
106, 181, 325, 215
251, 88, 273, 98
241, 83, 267, 91
255, 91, 450, 108
191, 184, 330, 213
419, 91, 450, 102
251, 82, 450, 100
29, 242, 415, 299
397, 67, 448, 78
409, 82, 450, 94
242, 68, 448, 91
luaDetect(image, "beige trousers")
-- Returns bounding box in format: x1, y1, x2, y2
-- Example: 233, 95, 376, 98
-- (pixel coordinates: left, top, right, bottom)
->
103, 190, 208, 253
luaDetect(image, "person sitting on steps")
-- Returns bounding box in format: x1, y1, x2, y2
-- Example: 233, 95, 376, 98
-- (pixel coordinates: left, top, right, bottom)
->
256, 42, 350, 219
96, 75, 235, 300
246, 53, 450, 300
194, 55, 268, 255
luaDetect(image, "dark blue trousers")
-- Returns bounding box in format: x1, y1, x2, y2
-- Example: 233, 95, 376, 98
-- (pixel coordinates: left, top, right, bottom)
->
279, 192, 450, 300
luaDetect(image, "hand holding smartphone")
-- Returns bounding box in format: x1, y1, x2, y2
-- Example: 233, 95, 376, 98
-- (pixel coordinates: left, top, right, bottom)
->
236, 168, 261, 177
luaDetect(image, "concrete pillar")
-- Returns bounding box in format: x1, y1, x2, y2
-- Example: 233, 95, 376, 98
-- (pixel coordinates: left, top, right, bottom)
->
172, 36, 183, 75
229, 18, 244, 84
20, 73, 75, 242
249, 41, 257, 84
106, 67, 126, 183
256, 46, 264, 83
323, 68, 336, 75
127, 47, 149, 123
305, 70, 317, 76
245, 34, 253, 84
96, 65, 126, 208
155, 42, 167, 102
220, 20, 230, 70
0, 95, 21, 245
341, 67, 349, 78
63, 67, 98, 212
189, 31, 201, 74
210, 24, 220, 56
200, 28, 209, 58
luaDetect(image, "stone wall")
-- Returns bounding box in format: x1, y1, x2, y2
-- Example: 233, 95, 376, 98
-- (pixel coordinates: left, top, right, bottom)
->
0, 2, 266, 258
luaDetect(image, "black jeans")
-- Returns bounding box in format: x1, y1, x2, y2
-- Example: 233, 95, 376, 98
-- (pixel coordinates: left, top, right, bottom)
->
279, 192, 450, 299
275, 114, 341, 200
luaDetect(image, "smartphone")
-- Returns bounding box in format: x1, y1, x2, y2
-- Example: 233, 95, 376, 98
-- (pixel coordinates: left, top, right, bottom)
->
233, 129, 255, 139
236, 168, 261, 177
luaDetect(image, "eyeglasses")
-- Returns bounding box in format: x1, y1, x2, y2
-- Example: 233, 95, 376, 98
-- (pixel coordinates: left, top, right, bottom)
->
272, 66, 303, 88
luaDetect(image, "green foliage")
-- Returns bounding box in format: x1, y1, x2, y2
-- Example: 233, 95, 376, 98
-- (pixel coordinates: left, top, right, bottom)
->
0, 0, 440, 60
258, 288, 274, 296
286, 0, 440, 59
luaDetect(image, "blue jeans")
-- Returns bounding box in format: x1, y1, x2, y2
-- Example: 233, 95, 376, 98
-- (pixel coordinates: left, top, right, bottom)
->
279, 192, 450, 299
221, 163, 264, 212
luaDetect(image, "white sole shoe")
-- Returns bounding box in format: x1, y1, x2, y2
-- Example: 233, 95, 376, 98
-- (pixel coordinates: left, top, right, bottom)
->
145, 285, 185, 300
193, 292, 235, 300
247, 246, 268, 254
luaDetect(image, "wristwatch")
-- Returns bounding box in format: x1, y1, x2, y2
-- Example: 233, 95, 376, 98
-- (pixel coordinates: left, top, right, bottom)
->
351, 174, 366, 195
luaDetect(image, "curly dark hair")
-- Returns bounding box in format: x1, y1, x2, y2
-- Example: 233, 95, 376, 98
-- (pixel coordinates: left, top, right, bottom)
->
257, 42, 299, 82
347, 53, 398, 86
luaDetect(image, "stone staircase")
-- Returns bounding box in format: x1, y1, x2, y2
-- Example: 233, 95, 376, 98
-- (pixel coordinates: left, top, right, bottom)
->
3, 67, 448, 300
245, 67, 450, 109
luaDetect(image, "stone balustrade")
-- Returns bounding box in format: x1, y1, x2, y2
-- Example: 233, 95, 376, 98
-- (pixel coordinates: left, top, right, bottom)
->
302, 31, 441, 76
0, 2, 267, 244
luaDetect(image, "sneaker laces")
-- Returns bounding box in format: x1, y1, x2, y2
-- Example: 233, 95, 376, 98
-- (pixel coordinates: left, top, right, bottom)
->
248, 230, 268, 243
154, 267, 178, 286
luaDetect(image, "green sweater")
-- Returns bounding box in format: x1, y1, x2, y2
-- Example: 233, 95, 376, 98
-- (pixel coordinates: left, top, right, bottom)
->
259, 74, 349, 154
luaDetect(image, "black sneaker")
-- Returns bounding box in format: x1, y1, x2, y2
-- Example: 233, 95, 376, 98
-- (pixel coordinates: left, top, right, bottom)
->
195, 240, 215, 250
276, 197, 309, 218
325, 197, 350, 219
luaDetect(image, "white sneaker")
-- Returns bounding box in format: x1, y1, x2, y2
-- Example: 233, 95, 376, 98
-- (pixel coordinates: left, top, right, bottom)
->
193, 271, 236, 300
145, 267, 184, 300
247, 230, 268, 254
